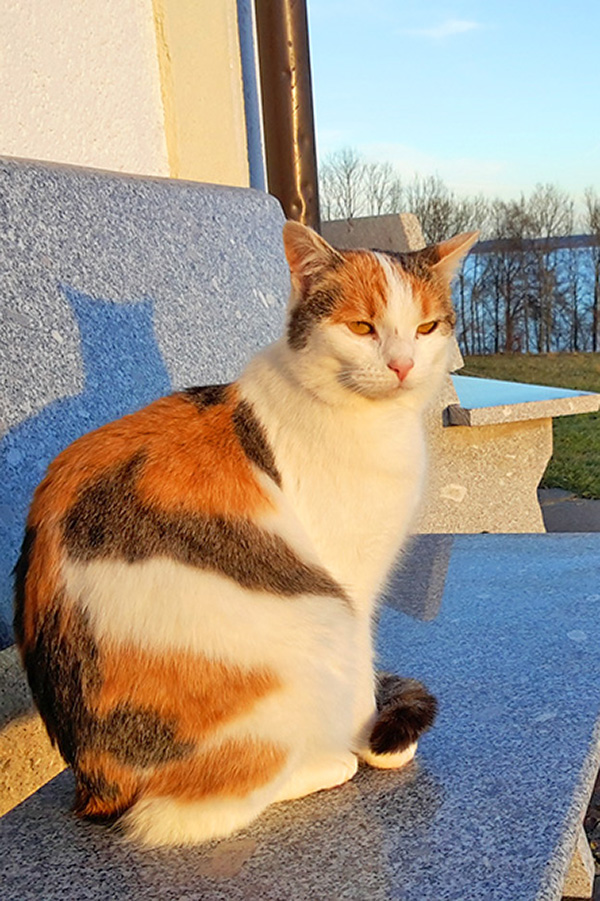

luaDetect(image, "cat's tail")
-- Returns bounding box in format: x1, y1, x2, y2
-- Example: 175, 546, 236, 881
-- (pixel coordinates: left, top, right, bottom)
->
359, 674, 437, 770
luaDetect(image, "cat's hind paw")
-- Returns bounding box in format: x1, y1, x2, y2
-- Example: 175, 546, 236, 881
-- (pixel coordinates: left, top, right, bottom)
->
273, 752, 358, 803
362, 674, 437, 769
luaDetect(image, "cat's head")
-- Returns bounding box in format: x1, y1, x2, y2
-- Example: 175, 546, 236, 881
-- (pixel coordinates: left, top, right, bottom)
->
282, 222, 478, 405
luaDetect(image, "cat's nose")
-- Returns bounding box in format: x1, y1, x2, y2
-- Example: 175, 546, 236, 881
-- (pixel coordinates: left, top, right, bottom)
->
387, 358, 414, 382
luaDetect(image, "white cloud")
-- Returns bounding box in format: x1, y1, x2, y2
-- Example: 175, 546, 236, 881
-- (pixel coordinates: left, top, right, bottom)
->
402, 19, 482, 40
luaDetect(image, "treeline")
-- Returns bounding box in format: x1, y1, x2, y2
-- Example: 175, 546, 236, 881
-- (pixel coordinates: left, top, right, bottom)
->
319, 148, 600, 354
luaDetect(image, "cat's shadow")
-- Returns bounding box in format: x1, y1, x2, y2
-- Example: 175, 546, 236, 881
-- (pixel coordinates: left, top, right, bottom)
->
0, 286, 172, 646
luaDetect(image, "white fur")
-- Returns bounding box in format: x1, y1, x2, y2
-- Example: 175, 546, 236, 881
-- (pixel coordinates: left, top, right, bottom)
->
360, 741, 418, 770
68, 251, 452, 845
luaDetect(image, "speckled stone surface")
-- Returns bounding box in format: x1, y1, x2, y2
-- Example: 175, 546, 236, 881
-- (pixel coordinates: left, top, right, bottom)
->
448, 375, 600, 426
2, 534, 600, 901
322, 213, 426, 253
0, 156, 289, 646
415, 417, 553, 534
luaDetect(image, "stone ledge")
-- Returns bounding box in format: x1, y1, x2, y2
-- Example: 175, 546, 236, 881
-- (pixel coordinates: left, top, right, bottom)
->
446, 375, 600, 427
321, 213, 426, 253
0, 645, 65, 817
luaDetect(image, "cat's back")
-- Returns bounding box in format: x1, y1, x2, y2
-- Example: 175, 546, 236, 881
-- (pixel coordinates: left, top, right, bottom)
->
27, 383, 279, 529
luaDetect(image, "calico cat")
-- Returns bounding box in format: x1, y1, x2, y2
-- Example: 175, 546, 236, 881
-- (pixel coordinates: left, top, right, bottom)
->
14, 222, 477, 846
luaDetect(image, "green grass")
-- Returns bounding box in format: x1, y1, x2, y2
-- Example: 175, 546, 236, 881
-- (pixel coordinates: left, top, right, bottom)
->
461, 353, 600, 499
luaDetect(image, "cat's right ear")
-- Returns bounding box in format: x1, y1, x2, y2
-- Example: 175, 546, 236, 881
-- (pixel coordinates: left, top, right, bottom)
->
282, 222, 343, 292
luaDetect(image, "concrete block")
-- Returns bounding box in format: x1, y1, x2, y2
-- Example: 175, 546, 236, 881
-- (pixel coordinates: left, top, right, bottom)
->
417, 417, 552, 533
322, 212, 426, 252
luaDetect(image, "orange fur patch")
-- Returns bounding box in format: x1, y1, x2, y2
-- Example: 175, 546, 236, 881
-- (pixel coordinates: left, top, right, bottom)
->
77, 738, 286, 817
146, 738, 287, 801
28, 385, 272, 527
17, 526, 63, 656
135, 389, 271, 517
94, 647, 280, 743
75, 750, 140, 819
327, 251, 389, 324
416, 276, 454, 326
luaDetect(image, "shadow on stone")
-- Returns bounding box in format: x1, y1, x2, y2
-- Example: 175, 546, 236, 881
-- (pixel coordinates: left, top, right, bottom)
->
383, 534, 454, 621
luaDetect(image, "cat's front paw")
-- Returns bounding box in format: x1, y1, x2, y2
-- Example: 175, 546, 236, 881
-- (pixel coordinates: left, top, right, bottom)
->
362, 673, 437, 769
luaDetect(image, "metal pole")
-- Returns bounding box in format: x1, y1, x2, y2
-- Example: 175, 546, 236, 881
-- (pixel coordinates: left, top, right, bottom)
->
254, 0, 321, 231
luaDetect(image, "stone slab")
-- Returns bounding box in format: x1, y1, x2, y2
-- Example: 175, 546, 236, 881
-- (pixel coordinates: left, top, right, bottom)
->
0, 156, 289, 646
562, 825, 595, 898
321, 213, 426, 253
2, 534, 600, 901
448, 375, 600, 427
0, 709, 65, 817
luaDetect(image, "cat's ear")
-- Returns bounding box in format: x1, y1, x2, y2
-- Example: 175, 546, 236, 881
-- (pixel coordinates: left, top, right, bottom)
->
428, 231, 479, 281
282, 221, 343, 291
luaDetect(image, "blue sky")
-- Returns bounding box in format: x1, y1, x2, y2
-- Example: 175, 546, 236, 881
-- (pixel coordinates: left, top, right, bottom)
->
307, 0, 600, 202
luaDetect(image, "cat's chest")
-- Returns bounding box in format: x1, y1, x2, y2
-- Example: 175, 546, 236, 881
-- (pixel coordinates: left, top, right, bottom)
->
274, 413, 426, 598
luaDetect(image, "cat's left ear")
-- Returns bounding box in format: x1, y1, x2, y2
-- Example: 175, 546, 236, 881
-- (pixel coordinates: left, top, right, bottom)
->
282, 221, 343, 291
429, 231, 479, 281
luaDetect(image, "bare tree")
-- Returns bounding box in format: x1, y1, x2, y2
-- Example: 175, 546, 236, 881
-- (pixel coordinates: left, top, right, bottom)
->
319, 149, 486, 237
319, 148, 368, 220
525, 184, 574, 352
363, 161, 403, 216
319, 148, 404, 220
403, 175, 455, 244
481, 200, 530, 352
584, 187, 600, 352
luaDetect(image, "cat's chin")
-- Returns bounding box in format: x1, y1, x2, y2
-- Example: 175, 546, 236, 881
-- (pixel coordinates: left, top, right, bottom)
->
334, 367, 407, 401
342, 378, 413, 401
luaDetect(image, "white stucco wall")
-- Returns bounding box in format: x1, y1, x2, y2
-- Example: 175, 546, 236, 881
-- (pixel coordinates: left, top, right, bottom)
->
1, 0, 169, 176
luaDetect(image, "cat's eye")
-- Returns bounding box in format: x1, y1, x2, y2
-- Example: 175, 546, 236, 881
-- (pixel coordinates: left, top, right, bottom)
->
347, 321, 374, 336
416, 321, 438, 335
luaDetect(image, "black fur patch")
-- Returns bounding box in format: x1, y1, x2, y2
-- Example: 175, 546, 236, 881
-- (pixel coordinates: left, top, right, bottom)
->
23, 601, 101, 764
75, 769, 120, 803
232, 400, 281, 487
13, 526, 36, 647
92, 704, 193, 767
287, 287, 341, 350
63, 454, 147, 557
369, 673, 438, 755
376, 247, 438, 280
63, 454, 347, 602
183, 384, 230, 409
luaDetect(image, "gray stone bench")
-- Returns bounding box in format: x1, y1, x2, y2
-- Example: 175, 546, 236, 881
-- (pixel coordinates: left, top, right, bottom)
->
2, 534, 600, 900
1, 158, 599, 900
